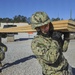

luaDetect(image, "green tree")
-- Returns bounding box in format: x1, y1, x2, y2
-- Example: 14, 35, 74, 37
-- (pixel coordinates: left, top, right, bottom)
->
13, 15, 27, 22
51, 17, 60, 21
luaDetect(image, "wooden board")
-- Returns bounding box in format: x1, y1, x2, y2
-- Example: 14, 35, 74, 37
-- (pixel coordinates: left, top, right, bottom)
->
52, 20, 75, 32
0, 20, 75, 33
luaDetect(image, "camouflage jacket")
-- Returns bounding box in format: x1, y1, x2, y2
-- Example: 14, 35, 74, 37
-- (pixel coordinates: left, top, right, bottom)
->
0, 43, 7, 61
31, 34, 70, 75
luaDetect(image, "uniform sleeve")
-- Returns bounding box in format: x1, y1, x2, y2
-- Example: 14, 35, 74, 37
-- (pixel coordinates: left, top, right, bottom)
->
0, 43, 7, 52
62, 40, 69, 52
31, 39, 60, 64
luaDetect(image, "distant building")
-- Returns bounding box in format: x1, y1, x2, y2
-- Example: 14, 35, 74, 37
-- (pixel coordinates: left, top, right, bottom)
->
0, 23, 36, 42
0, 22, 29, 28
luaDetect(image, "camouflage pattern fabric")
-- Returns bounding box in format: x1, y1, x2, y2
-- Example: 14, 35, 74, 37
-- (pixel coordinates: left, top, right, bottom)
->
0, 43, 7, 52
0, 47, 5, 62
30, 12, 51, 29
0, 43, 7, 63
31, 35, 71, 75
0, 62, 2, 67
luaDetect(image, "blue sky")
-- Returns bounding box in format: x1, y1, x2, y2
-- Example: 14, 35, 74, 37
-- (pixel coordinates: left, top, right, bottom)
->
0, 0, 75, 20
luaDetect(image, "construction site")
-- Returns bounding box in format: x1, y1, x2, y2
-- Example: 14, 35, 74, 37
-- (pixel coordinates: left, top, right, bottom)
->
0, 20, 75, 42
0, 20, 75, 75
1, 37, 75, 75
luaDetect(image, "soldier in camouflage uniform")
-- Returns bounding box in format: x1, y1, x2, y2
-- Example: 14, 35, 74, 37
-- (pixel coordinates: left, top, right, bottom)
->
30, 11, 72, 75
0, 38, 7, 73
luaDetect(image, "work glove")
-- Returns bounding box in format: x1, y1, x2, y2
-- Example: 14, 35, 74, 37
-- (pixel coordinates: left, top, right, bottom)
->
52, 31, 63, 47
52, 31, 62, 41
63, 32, 70, 41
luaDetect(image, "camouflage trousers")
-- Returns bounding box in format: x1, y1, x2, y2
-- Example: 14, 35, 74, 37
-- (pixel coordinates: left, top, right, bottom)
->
42, 71, 71, 75
42, 63, 73, 75
42, 69, 72, 75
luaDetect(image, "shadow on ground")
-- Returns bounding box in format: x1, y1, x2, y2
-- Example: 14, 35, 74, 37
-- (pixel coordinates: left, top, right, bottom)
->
2, 56, 75, 75
2, 55, 36, 70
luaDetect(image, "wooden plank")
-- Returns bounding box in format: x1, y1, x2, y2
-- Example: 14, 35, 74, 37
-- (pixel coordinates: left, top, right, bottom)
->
0, 20, 75, 33
52, 20, 69, 24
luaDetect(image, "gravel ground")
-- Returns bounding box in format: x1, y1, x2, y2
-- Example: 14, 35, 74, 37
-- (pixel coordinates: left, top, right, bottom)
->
0, 39, 75, 75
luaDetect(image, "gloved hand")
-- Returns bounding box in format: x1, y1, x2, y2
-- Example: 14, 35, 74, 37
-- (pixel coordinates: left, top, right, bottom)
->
63, 32, 70, 40
52, 31, 63, 48
52, 31, 62, 41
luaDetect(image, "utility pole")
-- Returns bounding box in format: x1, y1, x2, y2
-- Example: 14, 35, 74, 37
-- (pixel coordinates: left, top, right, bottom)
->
58, 12, 59, 18
70, 9, 72, 19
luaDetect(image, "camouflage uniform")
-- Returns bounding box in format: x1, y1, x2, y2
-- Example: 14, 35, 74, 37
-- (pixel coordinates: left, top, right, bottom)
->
30, 12, 71, 75
0, 42, 7, 72
31, 34, 71, 75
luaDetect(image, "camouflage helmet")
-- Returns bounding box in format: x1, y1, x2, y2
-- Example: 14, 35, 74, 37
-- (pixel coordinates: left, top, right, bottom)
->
30, 11, 51, 29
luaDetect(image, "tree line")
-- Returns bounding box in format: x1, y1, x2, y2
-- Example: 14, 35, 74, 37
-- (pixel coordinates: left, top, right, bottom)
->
0, 15, 28, 23
0, 15, 75, 23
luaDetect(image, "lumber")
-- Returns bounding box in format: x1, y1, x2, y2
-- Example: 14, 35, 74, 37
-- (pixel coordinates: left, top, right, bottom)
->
0, 20, 75, 33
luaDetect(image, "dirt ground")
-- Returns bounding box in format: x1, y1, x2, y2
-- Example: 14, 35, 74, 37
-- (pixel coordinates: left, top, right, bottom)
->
0, 39, 75, 75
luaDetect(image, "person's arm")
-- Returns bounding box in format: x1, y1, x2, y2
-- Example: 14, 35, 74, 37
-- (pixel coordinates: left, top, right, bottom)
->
62, 32, 70, 52
0, 43, 7, 52
31, 32, 61, 64
31, 40, 60, 64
